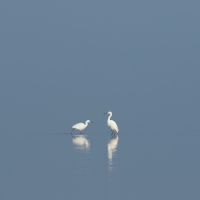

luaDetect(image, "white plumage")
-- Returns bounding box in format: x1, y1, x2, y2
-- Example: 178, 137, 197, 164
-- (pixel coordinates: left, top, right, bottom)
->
71, 120, 92, 134
104, 111, 119, 134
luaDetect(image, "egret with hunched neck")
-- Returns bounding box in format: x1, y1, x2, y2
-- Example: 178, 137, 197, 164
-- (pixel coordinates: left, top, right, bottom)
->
71, 120, 93, 134
104, 111, 119, 134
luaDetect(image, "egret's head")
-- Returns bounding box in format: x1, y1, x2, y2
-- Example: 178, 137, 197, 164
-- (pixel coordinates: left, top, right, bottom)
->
86, 120, 93, 123
104, 111, 112, 115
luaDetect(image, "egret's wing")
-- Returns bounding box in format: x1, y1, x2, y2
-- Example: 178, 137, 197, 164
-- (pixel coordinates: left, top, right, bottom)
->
111, 120, 119, 132
72, 122, 82, 129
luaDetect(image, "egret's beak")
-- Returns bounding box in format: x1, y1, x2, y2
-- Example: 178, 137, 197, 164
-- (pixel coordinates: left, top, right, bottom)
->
103, 112, 107, 115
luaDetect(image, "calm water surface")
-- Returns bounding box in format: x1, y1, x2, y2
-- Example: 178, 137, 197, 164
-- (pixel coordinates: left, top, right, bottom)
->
1, 129, 199, 200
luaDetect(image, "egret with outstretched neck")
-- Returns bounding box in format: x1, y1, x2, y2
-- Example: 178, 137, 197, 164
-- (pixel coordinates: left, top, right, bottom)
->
104, 111, 119, 134
71, 120, 93, 134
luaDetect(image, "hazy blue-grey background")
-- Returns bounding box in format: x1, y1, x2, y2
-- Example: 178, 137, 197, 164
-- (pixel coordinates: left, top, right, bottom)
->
1, 1, 200, 199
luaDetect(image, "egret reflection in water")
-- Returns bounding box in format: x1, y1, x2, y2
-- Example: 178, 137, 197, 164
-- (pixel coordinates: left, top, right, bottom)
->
108, 135, 119, 169
72, 135, 90, 152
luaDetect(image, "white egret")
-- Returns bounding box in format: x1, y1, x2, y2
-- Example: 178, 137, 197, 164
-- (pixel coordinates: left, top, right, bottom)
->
104, 111, 119, 134
71, 120, 93, 134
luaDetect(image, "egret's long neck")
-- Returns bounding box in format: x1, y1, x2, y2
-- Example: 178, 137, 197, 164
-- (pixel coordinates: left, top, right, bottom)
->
108, 113, 112, 122
85, 121, 89, 126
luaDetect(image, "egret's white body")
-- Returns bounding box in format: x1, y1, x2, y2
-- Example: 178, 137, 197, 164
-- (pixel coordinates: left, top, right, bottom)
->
104, 111, 119, 134
71, 120, 92, 134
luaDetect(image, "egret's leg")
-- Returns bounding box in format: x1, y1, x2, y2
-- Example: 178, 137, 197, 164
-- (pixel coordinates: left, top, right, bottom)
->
71, 129, 75, 134
80, 131, 82, 134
